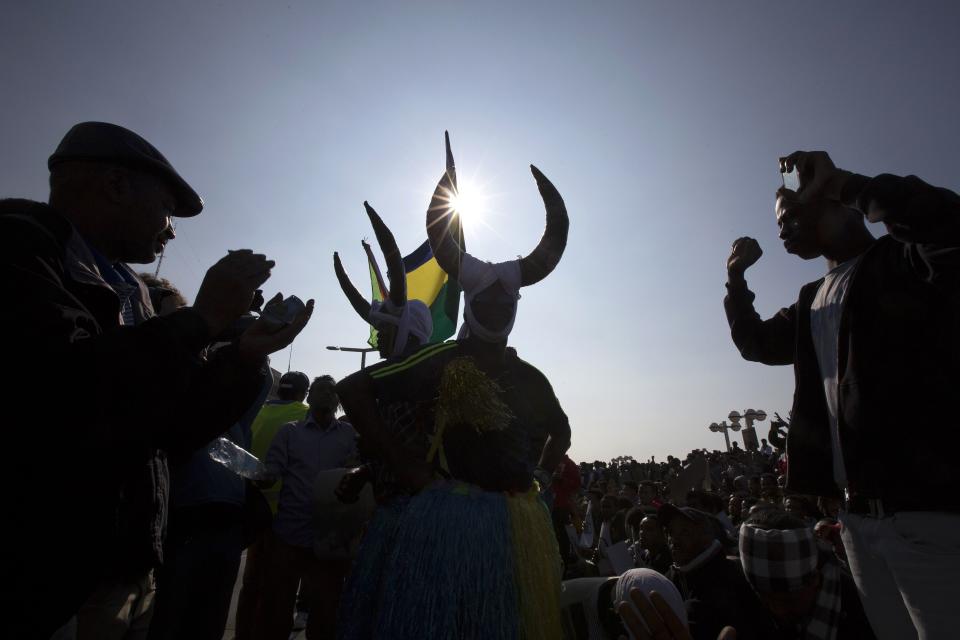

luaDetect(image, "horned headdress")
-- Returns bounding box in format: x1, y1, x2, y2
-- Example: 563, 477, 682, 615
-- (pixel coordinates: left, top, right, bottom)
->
333, 203, 433, 357
427, 132, 569, 342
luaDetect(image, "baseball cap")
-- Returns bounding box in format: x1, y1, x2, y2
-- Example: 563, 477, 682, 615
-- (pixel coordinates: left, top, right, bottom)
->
278, 371, 310, 392
658, 504, 731, 544
48, 121, 203, 217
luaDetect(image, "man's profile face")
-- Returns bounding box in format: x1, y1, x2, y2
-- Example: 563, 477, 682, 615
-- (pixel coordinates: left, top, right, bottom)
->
119, 173, 177, 264
665, 517, 711, 566
775, 194, 849, 261
621, 485, 638, 501
638, 517, 664, 551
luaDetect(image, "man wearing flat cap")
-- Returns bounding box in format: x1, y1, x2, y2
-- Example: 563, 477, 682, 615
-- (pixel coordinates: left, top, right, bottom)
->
0, 122, 313, 639
658, 504, 773, 640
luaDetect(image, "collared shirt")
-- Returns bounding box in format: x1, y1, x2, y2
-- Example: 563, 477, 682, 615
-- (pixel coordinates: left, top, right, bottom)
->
85, 240, 143, 326
265, 414, 357, 548
250, 400, 310, 514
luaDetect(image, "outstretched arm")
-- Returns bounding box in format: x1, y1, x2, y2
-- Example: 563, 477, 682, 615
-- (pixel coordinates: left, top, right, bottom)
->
782, 150, 960, 278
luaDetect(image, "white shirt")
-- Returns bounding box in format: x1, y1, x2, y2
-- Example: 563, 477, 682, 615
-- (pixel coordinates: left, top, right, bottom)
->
810, 258, 859, 488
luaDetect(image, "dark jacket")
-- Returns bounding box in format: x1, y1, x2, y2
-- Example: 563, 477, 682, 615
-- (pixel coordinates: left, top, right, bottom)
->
0, 200, 265, 638
724, 174, 960, 509
667, 548, 775, 640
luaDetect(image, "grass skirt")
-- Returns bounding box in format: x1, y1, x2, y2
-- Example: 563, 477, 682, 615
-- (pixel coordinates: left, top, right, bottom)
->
363, 480, 561, 640
337, 496, 409, 640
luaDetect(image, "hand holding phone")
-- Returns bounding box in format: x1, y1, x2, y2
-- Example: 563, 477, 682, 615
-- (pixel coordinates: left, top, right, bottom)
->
260, 295, 306, 328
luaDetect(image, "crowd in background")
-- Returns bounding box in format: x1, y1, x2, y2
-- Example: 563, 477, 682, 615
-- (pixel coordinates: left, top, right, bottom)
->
3, 121, 958, 640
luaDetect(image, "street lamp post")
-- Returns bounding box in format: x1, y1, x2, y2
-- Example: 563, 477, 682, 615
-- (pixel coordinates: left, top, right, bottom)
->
326, 345, 378, 369
709, 420, 742, 452
728, 409, 767, 451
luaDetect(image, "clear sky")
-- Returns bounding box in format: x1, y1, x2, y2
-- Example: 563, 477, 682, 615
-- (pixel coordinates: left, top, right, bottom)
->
3, 1, 958, 463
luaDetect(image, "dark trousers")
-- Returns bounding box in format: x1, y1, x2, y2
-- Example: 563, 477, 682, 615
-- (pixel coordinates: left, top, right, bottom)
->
253, 529, 348, 640
147, 506, 244, 640
234, 531, 268, 640
552, 507, 576, 567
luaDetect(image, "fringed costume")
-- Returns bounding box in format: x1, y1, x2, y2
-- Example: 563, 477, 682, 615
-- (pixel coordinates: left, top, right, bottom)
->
338, 132, 571, 639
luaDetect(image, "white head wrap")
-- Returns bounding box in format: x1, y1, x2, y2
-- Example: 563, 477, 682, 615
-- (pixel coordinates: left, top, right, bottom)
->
614, 568, 688, 639
457, 253, 522, 343
368, 298, 433, 357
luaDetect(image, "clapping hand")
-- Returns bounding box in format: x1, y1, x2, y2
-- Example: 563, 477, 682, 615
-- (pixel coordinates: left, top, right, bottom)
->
237, 292, 314, 363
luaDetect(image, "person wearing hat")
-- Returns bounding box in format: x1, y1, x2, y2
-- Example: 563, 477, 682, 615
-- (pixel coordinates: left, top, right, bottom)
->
560, 568, 690, 640
739, 509, 875, 639
0, 122, 313, 639
658, 504, 773, 640
250, 370, 313, 512
233, 370, 311, 640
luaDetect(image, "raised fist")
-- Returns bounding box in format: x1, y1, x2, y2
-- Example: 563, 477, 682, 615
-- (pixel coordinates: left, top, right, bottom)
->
727, 237, 762, 276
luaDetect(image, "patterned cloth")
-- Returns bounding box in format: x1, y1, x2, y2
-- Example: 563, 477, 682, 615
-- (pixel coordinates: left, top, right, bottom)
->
366, 399, 430, 502
739, 524, 841, 640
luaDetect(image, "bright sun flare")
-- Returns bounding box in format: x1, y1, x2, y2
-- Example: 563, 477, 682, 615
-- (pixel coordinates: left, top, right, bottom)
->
448, 179, 487, 226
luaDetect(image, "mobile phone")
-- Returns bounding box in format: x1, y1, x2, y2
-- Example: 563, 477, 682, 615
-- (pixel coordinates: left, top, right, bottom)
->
781, 166, 800, 191
260, 295, 305, 327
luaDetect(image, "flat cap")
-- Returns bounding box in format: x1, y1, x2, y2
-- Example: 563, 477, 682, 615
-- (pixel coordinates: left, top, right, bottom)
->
48, 122, 203, 217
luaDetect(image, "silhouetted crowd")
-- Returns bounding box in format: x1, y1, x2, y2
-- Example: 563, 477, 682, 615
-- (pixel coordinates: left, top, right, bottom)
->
2, 122, 957, 640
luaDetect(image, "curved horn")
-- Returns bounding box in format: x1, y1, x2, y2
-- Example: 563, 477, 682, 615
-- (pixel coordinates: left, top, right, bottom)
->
427, 132, 465, 280
445, 130, 458, 191
364, 201, 405, 307
333, 251, 372, 321
519, 165, 569, 286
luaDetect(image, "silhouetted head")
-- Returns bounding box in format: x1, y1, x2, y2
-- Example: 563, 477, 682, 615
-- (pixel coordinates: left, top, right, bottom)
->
278, 371, 310, 403
307, 375, 339, 420
47, 122, 200, 264
775, 190, 867, 261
